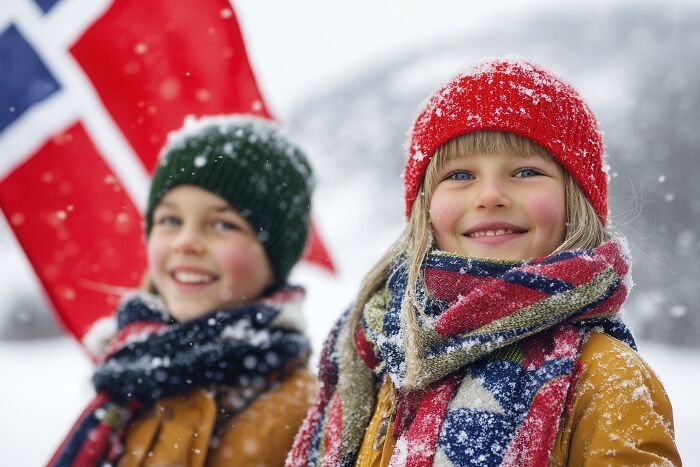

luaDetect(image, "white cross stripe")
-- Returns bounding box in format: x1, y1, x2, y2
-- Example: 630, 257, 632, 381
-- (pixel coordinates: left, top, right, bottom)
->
0, 0, 149, 212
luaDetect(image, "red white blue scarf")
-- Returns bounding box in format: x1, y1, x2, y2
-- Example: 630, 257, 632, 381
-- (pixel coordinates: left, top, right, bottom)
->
288, 239, 634, 467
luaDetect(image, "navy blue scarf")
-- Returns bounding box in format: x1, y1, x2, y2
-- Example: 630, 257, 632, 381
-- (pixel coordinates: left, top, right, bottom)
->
51, 287, 310, 466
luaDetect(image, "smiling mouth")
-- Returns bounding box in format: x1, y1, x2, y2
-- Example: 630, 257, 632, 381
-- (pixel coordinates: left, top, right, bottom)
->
467, 229, 524, 238
171, 271, 217, 285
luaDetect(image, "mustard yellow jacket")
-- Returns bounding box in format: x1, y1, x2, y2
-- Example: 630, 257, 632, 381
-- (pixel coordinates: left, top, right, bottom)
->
355, 332, 681, 466
117, 368, 317, 467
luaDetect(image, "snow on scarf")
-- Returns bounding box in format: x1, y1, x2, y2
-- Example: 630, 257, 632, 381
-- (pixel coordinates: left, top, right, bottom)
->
287, 239, 634, 467
50, 286, 310, 467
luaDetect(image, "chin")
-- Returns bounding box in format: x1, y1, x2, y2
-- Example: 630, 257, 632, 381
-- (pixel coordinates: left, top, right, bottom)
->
168, 303, 211, 322
484, 253, 522, 261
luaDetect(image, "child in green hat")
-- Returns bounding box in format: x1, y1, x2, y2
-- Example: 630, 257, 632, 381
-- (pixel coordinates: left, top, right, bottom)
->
51, 115, 317, 466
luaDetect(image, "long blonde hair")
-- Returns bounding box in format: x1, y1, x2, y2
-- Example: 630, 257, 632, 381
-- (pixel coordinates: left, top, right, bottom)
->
348, 130, 613, 389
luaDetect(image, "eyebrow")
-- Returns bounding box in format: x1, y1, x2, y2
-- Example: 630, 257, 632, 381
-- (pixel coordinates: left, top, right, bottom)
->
154, 201, 175, 210
155, 202, 233, 212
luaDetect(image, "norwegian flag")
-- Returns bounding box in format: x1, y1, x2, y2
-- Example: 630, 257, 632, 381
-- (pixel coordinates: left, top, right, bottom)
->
0, 0, 334, 349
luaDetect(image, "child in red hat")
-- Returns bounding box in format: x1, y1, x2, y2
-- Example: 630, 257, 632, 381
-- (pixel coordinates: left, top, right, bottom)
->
288, 58, 681, 466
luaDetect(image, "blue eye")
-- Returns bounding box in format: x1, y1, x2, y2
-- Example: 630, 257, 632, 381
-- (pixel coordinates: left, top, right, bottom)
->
515, 168, 540, 178
447, 171, 473, 181
214, 220, 241, 231
157, 215, 181, 226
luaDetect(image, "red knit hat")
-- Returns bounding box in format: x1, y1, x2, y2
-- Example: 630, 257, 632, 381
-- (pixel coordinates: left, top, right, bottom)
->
405, 58, 608, 225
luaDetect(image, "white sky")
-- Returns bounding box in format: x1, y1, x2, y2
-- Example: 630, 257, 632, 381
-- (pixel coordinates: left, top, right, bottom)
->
231, 0, 635, 117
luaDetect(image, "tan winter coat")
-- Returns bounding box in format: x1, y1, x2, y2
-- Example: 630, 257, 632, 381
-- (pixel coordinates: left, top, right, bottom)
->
118, 367, 317, 467
355, 332, 682, 466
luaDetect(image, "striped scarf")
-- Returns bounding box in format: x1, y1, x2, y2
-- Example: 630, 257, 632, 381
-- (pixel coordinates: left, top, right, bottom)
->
287, 239, 634, 467
50, 286, 310, 467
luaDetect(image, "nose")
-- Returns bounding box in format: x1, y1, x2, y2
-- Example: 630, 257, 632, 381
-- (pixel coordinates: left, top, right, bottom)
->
173, 225, 204, 255
473, 176, 510, 209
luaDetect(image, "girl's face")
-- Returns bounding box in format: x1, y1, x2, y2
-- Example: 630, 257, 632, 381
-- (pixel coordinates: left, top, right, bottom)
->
429, 150, 566, 261
147, 185, 274, 321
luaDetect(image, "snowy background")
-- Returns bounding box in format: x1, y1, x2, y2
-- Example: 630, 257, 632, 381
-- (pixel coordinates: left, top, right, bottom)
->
2, 0, 700, 464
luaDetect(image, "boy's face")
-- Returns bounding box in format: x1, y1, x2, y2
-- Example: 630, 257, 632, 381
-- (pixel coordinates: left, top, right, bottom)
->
148, 185, 274, 321
429, 150, 566, 261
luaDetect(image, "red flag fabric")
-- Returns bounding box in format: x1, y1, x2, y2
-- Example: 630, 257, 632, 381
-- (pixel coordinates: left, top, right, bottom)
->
0, 0, 334, 348
70, 0, 271, 172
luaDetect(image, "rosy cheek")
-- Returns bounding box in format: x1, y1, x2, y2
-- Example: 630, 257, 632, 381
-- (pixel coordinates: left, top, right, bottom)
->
430, 194, 461, 239
528, 195, 566, 237
218, 239, 271, 285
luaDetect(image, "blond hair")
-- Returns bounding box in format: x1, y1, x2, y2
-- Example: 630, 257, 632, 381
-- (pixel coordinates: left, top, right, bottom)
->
348, 131, 613, 389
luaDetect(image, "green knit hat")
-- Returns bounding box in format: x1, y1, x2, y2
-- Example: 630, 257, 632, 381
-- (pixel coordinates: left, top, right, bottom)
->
146, 115, 314, 282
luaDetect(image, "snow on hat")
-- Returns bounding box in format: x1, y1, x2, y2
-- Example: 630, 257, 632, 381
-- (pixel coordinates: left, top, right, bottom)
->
146, 115, 314, 282
405, 57, 608, 225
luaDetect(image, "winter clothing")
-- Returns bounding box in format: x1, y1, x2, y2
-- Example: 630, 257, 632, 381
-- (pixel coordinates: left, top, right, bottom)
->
404, 58, 608, 224
119, 369, 316, 467
50, 288, 314, 467
146, 115, 315, 281
287, 240, 678, 466
286, 56, 678, 466
359, 240, 631, 391
548, 332, 679, 466
354, 332, 680, 467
